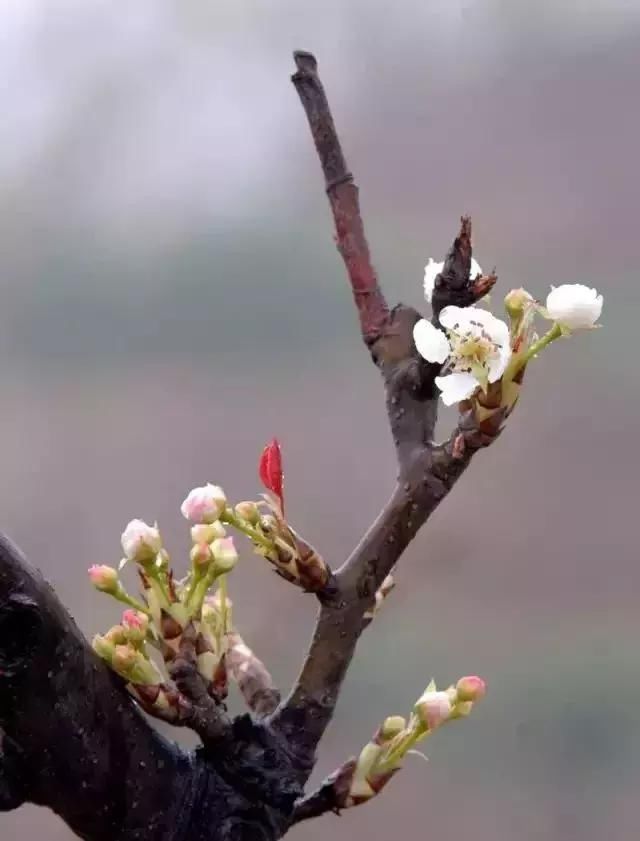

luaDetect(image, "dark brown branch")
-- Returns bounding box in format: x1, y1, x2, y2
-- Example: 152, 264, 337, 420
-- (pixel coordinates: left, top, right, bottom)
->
168, 622, 232, 745
292, 50, 390, 346
431, 216, 497, 318
0, 535, 305, 839
291, 759, 357, 824
271, 53, 497, 762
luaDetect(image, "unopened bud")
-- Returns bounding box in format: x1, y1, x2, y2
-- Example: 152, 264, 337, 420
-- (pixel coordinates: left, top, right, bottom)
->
88, 565, 119, 594
379, 716, 406, 741
235, 501, 260, 525
211, 537, 238, 573
415, 690, 452, 732
112, 643, 138, 674
92, 633, 115, 662
191, 522, 226, 544
121, 519, 162, 564
504, 288, 534, 318
122, 610, 149, 644
181, 484, 227, 524
105, 624, 128, 645
456, 675, 487, 703
190, 542, 214, 568
259, 514, 278, 534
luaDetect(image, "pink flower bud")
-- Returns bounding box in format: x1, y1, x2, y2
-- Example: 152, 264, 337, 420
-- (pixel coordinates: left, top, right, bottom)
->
456, 675, 487, 703
190, 542, 213, 568
415, 690, 452, 731
211, 537, 238, 573
181, 484, 227, 524
122, 610, 149, 643
88, 565, 119, 593
190, 523, 226, 544
121, 519, 162, 563
234, 501, 260, 525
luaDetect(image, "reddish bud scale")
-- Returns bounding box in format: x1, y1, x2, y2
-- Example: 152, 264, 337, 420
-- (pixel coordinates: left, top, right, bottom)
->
259, 438, 285, 515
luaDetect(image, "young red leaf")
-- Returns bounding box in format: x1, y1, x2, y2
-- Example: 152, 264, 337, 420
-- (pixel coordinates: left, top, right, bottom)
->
259, 438, 284, 514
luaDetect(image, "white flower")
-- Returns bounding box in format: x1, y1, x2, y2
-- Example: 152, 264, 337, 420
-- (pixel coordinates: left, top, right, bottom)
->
120, 519, 162, 562
181, 484, 227, 524
413, 306, 511, 406
545, 284, 603, 330
423, 256, 483, 303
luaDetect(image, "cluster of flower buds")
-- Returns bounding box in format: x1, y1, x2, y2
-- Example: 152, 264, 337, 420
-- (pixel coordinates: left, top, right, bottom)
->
88, 440, 334, 716
414, 254, 603, 435
328, 675, 487, 809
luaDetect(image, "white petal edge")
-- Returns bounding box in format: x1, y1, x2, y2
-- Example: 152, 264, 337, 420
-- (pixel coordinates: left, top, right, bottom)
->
470, 257, 483, 277
423, 258, 444, 303
435, 372, 479, 406
438, 305, 470, 331
488, 341, 512, 383
413, 319, 450, 364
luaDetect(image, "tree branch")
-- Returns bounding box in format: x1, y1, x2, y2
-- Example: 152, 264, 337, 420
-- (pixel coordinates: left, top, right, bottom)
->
168, 621, 232, 744
0, 534, 305, 839
270, 53, 498, 761
292, 50, 390, 346
226, 631, 281, 717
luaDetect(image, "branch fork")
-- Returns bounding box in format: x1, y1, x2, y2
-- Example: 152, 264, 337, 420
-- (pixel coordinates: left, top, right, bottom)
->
0, 49, 580, 840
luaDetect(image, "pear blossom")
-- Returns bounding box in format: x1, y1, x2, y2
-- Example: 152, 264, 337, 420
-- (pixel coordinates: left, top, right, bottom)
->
545, 284, 603, 330
190, 541, 214, 567
88, 565, 119, 593
423, 256, 483, 303
122, 609, 149, 643
181, 484, 227, 524
456, 675, 487, 702
121, 519, 162, 562
211, 536, 239, 573
415, 689, 452, 731
413, 306, 511, 406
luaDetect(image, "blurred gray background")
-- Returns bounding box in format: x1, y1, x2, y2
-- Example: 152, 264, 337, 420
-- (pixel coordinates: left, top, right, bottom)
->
1, 1, 639, 839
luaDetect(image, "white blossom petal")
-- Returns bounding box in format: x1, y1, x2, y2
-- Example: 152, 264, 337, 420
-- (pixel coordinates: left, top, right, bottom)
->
413, 319, 450, 364
546, 284, 603, 330
439, 305, 504, 337
470, 257, 483, 278
423, 258, 444, 303
488, 340, 512, 383
423, 256, 484, 303
434, 372, 479, 406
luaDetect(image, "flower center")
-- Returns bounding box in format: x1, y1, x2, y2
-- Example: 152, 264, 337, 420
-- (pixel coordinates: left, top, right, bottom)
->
446, 321, 501, 384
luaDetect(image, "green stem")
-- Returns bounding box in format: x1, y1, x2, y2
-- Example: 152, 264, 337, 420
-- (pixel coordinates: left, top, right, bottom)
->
187, 566, 221, 619
222, 510, 273, 550
113, 586, 152, 617
509, 322, 562, 378
218, 575, 229, 636
375, 720, 428, 775
183, 569, 203, 610
146, 567, 172, 606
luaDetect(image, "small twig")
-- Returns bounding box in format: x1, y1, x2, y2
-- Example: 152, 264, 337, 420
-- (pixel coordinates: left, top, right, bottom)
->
168, 622, 232, 745
291, 759, 357, 823
226, 631, 281, 717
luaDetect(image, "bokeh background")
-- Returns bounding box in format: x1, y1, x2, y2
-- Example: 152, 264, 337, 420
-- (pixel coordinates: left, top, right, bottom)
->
1, 1, 639, 839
